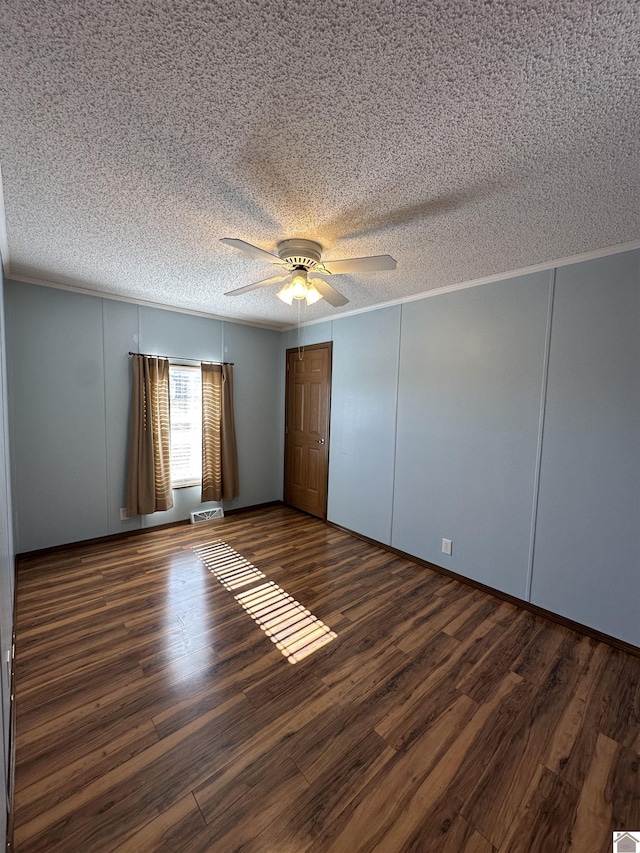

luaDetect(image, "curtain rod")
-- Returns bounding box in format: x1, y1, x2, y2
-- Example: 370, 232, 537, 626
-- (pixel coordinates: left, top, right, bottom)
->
128, 351, 234, 366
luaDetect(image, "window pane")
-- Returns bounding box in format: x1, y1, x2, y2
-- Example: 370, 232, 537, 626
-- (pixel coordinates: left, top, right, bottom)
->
169, 365, 202, 488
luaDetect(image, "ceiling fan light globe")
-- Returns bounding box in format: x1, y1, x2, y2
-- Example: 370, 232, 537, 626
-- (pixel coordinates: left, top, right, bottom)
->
290, 272, 308, 300
291, 284, 307, 300
276, 283, 295, 305
305, 283, 323, 305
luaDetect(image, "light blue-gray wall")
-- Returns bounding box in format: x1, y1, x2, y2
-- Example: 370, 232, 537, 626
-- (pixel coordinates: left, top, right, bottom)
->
103, 299, 143, 535
0, 262, 14, 846
392, 273, 551, 599
327, 307, 400, 544
7, 285, 109, 550
5, 281, 282, 551
531, 253, 640, 645
282, 250, 640, 647
222, 320, 283, 512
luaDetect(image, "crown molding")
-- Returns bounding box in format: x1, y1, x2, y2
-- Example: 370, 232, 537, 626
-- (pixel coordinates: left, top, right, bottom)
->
6, 273, 284, 331
283, 238, 640, 331
6, 234, 639, 334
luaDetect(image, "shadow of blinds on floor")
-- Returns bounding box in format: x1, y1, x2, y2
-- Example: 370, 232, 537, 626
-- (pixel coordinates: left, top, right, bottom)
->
193, 540, 337, 663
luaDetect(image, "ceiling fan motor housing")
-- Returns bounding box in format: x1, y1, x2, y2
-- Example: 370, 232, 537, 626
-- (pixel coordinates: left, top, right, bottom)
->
277, 238, 322, 270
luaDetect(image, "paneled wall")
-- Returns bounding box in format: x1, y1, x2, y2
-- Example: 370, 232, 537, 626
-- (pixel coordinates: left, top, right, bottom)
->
7, 286, 109, 549
286, 250, 640, 646
392, 273, 551, 599
531, 253, 640, 644
328, 307, 400, 544
5, 282, 283, 552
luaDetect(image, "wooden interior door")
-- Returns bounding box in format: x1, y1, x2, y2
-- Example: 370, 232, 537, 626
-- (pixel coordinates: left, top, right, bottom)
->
284, 342, 332, 519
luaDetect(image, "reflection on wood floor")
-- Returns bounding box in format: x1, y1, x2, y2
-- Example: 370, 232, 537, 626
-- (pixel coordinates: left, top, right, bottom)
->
12, 505, 640, 851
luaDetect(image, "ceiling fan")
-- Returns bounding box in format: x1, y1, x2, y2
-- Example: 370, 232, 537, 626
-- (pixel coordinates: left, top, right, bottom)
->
221, 237, 397, 307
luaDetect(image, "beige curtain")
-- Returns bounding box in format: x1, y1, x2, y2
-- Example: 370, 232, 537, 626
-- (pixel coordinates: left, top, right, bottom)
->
201, 363, 239, 501
126, 355, 174, 516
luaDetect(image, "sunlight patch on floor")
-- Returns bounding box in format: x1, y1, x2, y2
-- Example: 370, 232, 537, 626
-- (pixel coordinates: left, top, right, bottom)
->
194, 540, 266, 589
235, 581, 337, 663
193, 541, 337, 663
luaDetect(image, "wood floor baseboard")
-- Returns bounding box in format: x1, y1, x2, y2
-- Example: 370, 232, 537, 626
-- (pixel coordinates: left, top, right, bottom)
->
223, 500, 283, 517
326, 520, 640, 660
16, 520, 189, 563
16, 501, 284, 565
17, 504, 637, 659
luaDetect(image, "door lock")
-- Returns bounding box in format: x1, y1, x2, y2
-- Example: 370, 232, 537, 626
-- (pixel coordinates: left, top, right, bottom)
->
316, 438, 326, 444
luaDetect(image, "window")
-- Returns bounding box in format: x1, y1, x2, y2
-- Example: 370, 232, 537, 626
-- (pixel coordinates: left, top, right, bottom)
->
169, 365, 202, 488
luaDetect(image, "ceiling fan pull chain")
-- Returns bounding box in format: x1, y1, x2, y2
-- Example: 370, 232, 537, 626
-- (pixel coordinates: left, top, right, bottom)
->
297, 299, 305, 360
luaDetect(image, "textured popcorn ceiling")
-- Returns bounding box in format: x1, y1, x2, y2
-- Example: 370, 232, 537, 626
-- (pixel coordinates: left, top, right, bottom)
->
0, 0, 639, 327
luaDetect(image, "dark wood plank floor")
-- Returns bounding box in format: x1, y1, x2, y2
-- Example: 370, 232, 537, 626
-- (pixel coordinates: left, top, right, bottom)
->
12, 506, 640, 851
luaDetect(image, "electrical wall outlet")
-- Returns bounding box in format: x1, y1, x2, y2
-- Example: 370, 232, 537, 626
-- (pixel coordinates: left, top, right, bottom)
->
120, 508, 128, 520
442, 538, 452, 556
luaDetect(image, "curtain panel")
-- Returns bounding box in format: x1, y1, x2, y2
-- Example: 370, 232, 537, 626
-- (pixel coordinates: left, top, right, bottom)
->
126, 355, 174, 516
201, 363, 239, 501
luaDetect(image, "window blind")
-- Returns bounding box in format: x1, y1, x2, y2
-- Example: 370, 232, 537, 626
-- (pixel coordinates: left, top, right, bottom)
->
169, 364, 202, 488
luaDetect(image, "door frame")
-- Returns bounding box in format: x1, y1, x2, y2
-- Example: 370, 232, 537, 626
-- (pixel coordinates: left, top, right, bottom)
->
284, 341, 333, 521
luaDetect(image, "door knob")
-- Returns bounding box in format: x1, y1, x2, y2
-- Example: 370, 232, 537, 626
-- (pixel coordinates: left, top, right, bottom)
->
316, 438, 325, 444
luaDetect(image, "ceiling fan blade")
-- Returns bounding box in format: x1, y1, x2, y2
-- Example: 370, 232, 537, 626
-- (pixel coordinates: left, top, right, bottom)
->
220, 237, 284, 264
224, 273, 291, 297
311, 278, 349, 307
320, 255, 397, 275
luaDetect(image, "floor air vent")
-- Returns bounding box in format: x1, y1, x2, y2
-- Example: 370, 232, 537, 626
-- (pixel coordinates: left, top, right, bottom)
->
190, 508, 224, 523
